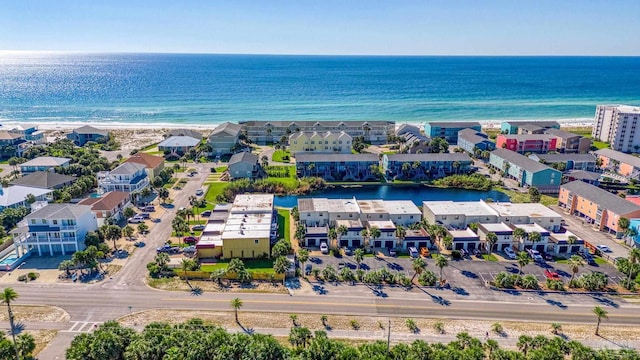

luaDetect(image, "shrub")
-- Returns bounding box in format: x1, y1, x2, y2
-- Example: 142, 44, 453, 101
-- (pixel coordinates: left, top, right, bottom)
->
546, 279, 564, 291
451, 250, 462, 259
494, 271, 517, 288
433, 321, 445, 334
491, 323, 504, 335
27, 272, 39, 281
406, 319, 419, 333
418, 271, 437, 286
350, 320, 360, 330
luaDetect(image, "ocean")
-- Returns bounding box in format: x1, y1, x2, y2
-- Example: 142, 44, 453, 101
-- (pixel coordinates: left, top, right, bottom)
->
1, 53, 639, 127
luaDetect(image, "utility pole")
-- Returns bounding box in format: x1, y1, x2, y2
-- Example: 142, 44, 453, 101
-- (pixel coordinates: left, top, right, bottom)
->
386, 318, 391, 354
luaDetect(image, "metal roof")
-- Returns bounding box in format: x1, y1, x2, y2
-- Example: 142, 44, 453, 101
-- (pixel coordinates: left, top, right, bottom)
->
561, 181, 640, 215
491, 149, 556, 173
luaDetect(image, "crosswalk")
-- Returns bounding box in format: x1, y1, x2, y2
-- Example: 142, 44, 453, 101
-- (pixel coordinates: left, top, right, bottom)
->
63, 321, 103, 333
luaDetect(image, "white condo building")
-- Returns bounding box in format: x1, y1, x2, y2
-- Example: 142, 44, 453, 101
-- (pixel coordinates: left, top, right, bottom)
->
592, 105, 640, 153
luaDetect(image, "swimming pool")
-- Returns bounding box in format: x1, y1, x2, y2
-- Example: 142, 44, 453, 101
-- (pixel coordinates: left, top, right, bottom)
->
0, 255, 18, 266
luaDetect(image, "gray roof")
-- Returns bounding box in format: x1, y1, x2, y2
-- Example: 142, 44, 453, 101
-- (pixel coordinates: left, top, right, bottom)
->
396, 124, 422, 136
458, 128, 491, 144
228, 152, 258, 165
73, 125, 108, 136
26, 203, 93, 220
239, 120, 394, 127
21, 156, 71, 167
295, 153, 379, 163
386, 153, 471, 163
595, 149, 640, 168
109, 162, 146, 175
502, 120, 560, 127
158, 136, 201, 148
564, 170, 601, 181
561, 181, 640, 215
10, 172, 77, 189
491, 149, 555, 173
519, 124, 543, 132
210, 122, 242, 137
168, 129, 203, 139
0, 186, 52, 207
500, 134, 556, 141
545, 128, 581, 139
426, 121, 481, 128
531, 153, 596, 163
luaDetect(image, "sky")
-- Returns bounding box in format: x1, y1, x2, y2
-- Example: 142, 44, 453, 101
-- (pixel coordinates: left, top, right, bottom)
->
1, 0, 639, 55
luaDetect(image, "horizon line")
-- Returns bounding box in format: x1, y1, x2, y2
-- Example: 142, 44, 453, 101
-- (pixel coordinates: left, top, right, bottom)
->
1, 50, 640, 57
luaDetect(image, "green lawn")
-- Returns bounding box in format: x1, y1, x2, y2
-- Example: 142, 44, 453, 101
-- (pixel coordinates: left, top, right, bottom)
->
277, 208, 291, 242
594, 256, 608, 265
141, 143, 159, 151
592, 141, 609, 150
483, 254, 498, 262
205, 182, 229, 203
272, 150, 291, 163
496, 188, 558, 207
200, 259, 275, 274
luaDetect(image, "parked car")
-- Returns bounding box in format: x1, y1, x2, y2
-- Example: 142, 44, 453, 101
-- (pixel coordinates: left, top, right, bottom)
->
408, 247, 419, 258
183, 246, 196, 253
305, 264, 312, 276
184, 236, 198, 245
128, 217, 144, 224
151, 218, 161, 223
544, 269, 561, 280
192, 225, 205, 231
139, 212, 151, 219
388, 248, 397, 257
503, 247, 516, 260
320, 242, 329, 255
201, 210, 212, 217
156, 245, 172, 253
596, 244, 611, 253
195, 189, 204, 196
343, 247, 352, 256
143, 206, 155, 212
134, 241, 145, 247
528, 249, 544, 262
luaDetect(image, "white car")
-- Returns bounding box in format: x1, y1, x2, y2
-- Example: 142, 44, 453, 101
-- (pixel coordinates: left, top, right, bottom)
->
529, 249, 544, 262
596, 244, 611, 253
195, 189, 204, 196
503, 247, 516, 260
320, 242, 329, 255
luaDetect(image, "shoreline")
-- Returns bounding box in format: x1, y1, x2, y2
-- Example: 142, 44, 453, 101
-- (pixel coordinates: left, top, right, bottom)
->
0, 118, 594, 132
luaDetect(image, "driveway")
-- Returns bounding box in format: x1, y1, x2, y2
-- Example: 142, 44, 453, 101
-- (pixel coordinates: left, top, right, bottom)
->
550, 205, 630, 261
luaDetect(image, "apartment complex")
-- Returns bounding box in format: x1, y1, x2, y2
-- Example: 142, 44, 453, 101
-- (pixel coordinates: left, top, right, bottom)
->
288, 131, 352, 155
595, 148, 640, 179
500, 121, 560, 135
422, 200, 563, 231
545, 128, 592, 153
295, 153, 379, 181
239, 120, 394, 145
489, 149, 562, 193
457, 128, 495, 154
559, 181, 640, 238
528, 153, 597, 172
11, 204, 98, 256
207, 122, 242, 155
592, 105, 640, 153
495, 134, 558, 154
424, 121, 482, 144
220, 194, 277, 259
382, 153, 472, 180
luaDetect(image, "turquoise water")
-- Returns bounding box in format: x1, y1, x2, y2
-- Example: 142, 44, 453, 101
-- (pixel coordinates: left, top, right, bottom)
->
89, 193, 102, 198
0, 254, 19, 266
273, 185, 509, 208
1, 53, 639, 125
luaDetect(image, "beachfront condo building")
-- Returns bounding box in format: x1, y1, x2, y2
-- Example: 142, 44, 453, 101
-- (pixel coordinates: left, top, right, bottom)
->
424, 121, 481, 144
489, 149, 562, 193
457, 128, 496, 154
382, 153, 472, 180
207, 122, 242, 155
495, 134, 558, 154
592, 105, 640, 153
11, 204, 98, 256
288, 131, 352, 155
500, 121, 560, 135
239, 120, 394, 145
559, 181, 640, 238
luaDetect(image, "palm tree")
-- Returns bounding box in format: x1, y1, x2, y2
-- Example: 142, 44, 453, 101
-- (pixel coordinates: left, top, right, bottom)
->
551, 323, 562, 335
618, 217, 630, 237
297, 248, 309, 277
1, 288, 20, 360
513, 228, 527, 248
230, 298, 243, 324
567, 255, 584, 287
528, 232, 542, 250
369, 227, 381, 248
485, 232, 498, 256
353, 248, 364, 270
273, 256, 290, 285
410, 257, 426, 282
395, 225, 406, 245
337, 225, 348, 247
327, 228, 338, 249
626, 248, 640, 290
516, 251, 530, 276
592, 306, 608, 335
360, 229, 370, 248
435, 254, 448, 284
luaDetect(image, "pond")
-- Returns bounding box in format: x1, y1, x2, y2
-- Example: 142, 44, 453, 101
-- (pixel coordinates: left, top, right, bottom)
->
274, 184, 510, 208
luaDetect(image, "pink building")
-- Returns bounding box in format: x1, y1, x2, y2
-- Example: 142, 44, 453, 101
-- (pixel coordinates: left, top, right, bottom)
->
496, 134, 558, 154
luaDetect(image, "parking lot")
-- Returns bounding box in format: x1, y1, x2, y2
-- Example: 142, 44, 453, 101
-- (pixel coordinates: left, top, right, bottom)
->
302, 251, 627, 303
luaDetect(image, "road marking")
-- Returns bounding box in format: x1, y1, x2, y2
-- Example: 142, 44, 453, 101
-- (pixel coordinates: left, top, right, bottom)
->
63, 321, 103, 333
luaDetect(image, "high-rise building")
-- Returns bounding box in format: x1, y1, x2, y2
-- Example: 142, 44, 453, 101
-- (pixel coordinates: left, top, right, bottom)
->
592, 105, 640, 153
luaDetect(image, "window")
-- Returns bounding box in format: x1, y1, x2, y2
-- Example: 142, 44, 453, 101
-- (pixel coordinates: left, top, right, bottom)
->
31, 219, 36, 225
254, 239, 259, 244
53, 220, 58, 225
41, 219, 47, 224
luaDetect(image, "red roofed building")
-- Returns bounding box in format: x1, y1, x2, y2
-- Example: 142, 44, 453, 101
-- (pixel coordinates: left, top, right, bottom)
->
79, 191, 131, 226
124, 153, 165, 178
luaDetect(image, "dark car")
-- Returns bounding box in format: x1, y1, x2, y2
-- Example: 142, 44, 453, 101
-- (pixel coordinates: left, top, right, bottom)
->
184, 236, 198, 245
134, 241, 145, 247
192, 225, 205, 231
139, 212, 151, 219
201, 210, 212, 217
143, 206, 155, 212
305, 264, 312, 276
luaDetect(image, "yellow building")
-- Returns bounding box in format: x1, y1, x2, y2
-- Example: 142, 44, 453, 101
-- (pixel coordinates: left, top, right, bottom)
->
221, 194, 276, 259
